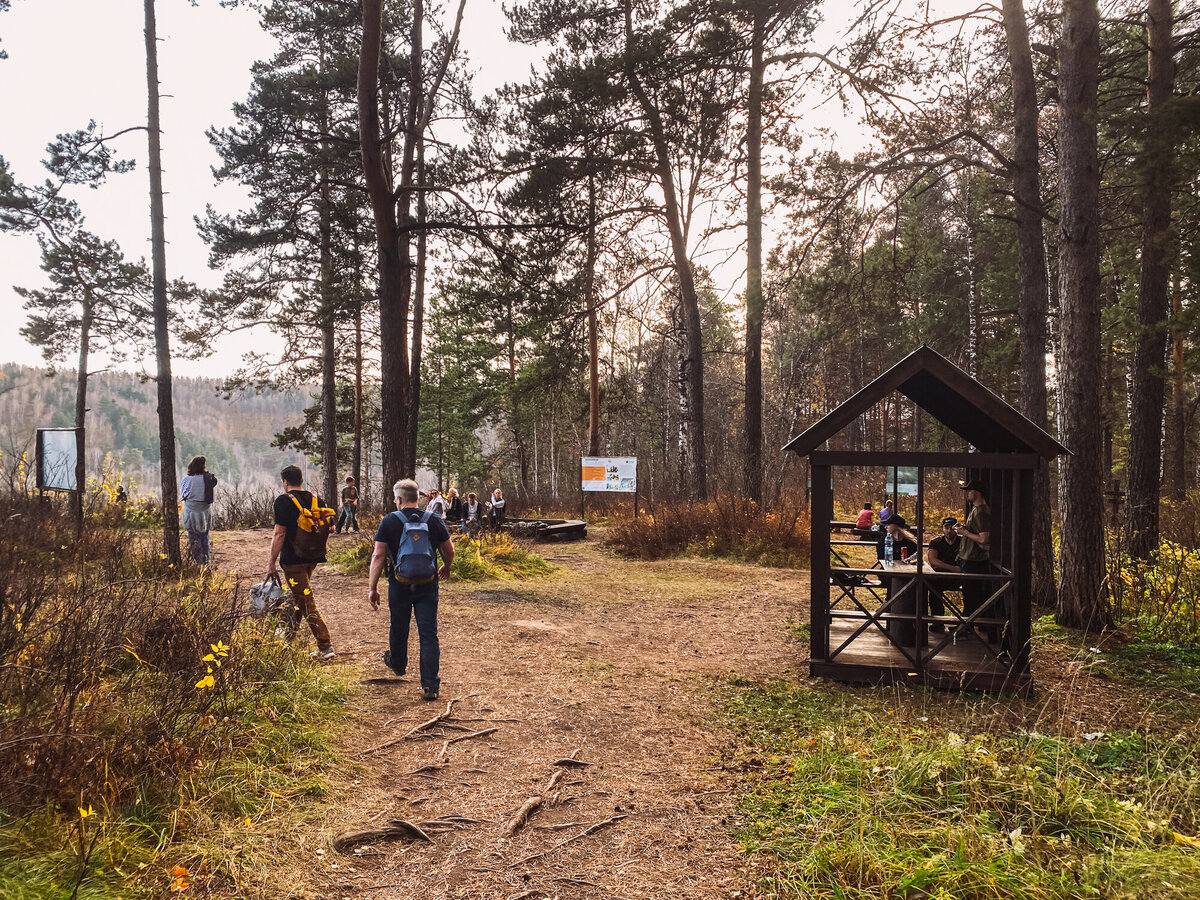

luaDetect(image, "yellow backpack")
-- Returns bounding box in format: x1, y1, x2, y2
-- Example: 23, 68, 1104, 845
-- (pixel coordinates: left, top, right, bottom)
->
289, 494, 337, 560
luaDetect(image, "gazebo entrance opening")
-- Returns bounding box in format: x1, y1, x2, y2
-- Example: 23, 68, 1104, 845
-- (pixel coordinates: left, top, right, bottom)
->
819, 456, 1033, 691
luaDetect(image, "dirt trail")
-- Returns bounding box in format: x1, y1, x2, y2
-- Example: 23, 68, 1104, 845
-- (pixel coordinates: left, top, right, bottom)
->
212, 529, 809, 899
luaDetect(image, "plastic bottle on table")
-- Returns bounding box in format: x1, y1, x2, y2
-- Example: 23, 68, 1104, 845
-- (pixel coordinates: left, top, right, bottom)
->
884, 534, 894, 567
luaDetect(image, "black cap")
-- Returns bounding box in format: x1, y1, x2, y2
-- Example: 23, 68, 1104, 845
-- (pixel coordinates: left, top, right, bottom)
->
959, 478, 988, 494
941, 516, 959, 527
888, 515, 907, 528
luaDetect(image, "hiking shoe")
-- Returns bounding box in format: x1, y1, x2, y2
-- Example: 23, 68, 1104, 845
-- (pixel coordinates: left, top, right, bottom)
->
422, 686, 439, 701
382, 650, 405, 676
310, 647, 336, 661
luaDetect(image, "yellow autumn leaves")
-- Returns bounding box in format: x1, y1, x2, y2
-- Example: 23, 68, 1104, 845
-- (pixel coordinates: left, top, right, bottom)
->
194, 640, 230, 690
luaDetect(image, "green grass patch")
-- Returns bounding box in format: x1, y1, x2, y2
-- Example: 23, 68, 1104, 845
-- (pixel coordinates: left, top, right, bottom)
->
451, 533, 554, 581
0, 634, 352, 899
724, 681, 1200, 899
328, 533, 553, 582
327, 538, 374, 575
1094, 642, 1200, 693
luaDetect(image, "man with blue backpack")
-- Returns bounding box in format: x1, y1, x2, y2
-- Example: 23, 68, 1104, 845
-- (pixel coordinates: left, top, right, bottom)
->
367, 478, 455, 700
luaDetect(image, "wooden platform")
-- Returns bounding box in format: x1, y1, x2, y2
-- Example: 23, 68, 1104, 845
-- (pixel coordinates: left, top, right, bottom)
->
812, 618, 1031, 692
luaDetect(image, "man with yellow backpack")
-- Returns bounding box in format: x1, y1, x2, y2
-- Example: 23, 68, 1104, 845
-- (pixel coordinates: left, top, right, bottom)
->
268, 464, 337, 660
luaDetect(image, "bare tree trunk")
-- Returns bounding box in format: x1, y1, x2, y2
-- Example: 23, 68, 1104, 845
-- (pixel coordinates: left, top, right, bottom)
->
1003, 0, 1056, 607
73, 290, 93, 529
353, 273, 363, 492
1125, 0, 1175, 560
744, 9, 765, 504
319, 48, 338, 507
144, 0, 180, 565
409, 139, 427, 474
1056, 0, 1108, 631
1170, 274, 1186, 500
623, 0, 707, 500
360, 0, 411, 487
585, 173, 601, 457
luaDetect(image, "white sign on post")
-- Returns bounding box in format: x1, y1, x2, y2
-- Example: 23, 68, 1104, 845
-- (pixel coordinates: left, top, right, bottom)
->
581, 457, 637, 493
36, 427, 81, 492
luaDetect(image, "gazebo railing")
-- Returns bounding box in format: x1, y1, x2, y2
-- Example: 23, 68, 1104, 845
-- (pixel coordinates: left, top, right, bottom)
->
824, 566, 1015, 671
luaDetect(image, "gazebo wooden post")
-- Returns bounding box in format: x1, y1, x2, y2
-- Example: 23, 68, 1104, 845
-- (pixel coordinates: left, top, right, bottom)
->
810, 461, 832, 666
915, 462, 926, 668
1014, 465, 1035, 664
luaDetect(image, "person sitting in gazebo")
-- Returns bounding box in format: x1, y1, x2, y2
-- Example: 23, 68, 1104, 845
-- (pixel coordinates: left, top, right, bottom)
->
925, 516, 962, 633
875, 515, 918, 565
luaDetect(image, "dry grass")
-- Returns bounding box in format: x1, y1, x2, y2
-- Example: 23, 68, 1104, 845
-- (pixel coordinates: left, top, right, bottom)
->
606, 496, 811, 567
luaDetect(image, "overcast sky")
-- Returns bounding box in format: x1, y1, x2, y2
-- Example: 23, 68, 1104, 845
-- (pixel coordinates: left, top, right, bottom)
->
0, 0, 541, 377
0, 1, 978, 379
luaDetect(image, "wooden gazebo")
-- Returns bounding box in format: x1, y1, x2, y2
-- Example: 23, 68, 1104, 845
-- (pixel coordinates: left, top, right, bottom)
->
783, 346, 1068, 691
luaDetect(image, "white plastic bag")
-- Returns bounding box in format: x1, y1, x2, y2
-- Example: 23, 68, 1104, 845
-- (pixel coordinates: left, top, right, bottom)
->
248, 573, 286, 619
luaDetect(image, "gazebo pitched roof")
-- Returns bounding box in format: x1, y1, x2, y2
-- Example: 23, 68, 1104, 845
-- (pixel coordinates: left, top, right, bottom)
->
783, 345, 1068, 459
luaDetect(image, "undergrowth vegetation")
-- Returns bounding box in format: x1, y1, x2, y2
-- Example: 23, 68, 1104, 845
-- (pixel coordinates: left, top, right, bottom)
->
725, 681, 1200, 899
328, 530, 553, 581
605, 497, 810, 567
0, 497, 348, 898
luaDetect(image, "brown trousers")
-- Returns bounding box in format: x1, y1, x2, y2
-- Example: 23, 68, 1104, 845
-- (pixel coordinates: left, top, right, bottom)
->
280, 562, 332, 650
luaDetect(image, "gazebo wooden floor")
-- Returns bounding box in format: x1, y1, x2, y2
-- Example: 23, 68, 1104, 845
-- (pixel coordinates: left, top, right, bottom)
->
813, 618, 1031, 692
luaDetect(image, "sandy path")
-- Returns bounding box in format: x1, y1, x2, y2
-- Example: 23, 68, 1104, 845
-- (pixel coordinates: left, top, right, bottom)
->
211, 529, 808, 899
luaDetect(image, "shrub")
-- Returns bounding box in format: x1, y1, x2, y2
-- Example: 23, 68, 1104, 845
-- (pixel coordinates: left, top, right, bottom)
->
212, 483, 277, 530
605, 496, 810, 567
0, 498, 301, 813
1113, 540, 1200, 646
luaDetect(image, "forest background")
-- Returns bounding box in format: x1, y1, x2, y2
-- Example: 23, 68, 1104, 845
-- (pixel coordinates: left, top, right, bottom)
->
1, 0, 1199, 629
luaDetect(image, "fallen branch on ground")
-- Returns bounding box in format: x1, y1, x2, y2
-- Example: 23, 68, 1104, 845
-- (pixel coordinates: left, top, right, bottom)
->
404, 696, 463, 738
333, 820, 433, 851
333, 814, 485, 852
508, 815, 628, 868
502, 769, 566, 837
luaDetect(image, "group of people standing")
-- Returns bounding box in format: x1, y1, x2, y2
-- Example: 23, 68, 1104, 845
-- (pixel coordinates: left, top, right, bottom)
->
419, 486, 507, 535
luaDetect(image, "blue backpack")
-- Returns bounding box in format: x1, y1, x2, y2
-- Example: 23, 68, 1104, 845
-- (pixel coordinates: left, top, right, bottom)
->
391, 509, 439, 584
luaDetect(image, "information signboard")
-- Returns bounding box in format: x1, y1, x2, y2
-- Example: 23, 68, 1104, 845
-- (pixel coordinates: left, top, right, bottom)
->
36, 427, 81, 492
581, 457, 637, 493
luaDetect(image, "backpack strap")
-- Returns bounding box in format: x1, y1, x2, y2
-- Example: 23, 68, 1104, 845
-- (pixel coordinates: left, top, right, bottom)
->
419, 509, 441, 565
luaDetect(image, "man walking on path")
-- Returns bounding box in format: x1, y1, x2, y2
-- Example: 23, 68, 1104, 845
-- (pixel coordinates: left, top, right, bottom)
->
268, 464, 336, 660
368, 478, 454, 700
337, 476, 359, 534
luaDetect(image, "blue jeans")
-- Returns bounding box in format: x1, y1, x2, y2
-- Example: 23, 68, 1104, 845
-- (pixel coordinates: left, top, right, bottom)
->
187, 529, 210, 565
388, 579, 439, 692
337, 504, 359, 533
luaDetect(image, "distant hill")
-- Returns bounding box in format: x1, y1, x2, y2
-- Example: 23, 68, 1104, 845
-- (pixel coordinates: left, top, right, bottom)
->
0, 364, 312, 496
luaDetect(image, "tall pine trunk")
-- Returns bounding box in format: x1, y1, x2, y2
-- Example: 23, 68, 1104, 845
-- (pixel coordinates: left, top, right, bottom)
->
144, 0, 180, 565
744, 10, 765, 504
585, 173, 601, 457
360, 0, 411, 488
1003, 0, 1056, 608
623, 0, 707, 500
1125, 0, 1175, 559
1056, 0, 1108, 631
319, 54, 338, 507
73, 289, 93, 529
1170, 276, 1185, 500
408, 140, 427, 475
